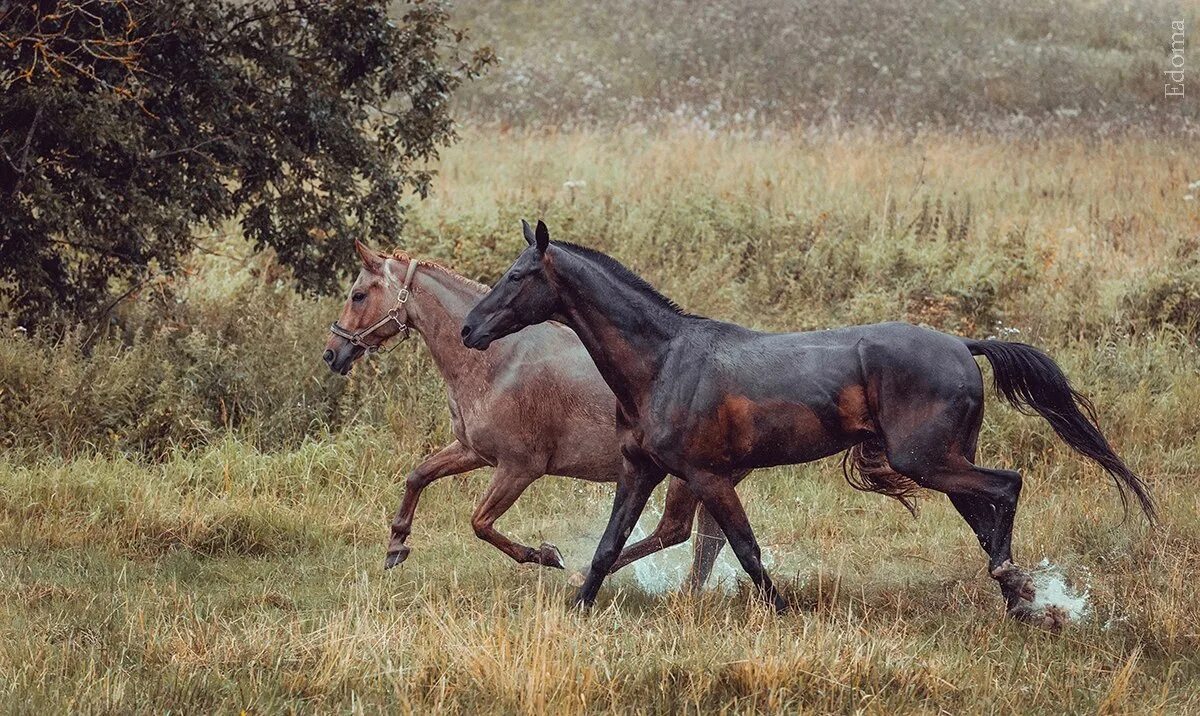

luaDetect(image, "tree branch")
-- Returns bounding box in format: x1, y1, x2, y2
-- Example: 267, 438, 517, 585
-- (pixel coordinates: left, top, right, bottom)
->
145, 136, 228, 162
81, 270, 163, 350
17, 104, 43, 175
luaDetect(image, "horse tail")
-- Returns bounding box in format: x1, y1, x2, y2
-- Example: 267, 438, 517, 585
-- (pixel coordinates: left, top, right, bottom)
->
962, 338, 1156, 524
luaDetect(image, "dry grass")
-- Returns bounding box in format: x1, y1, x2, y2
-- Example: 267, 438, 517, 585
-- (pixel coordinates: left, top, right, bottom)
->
450, 0, 1198, 132
2, 127, 1199, 712
1, 435, 1197, 713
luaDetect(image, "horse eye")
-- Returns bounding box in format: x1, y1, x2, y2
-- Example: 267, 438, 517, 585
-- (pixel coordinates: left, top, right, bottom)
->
508, 272, 522, 283
352, 292, 366, 302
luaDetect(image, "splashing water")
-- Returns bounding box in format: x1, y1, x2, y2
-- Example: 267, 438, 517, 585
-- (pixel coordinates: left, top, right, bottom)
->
555, 489, 771, 596
626, 505, 754, 595
1028, 558, 1092, 623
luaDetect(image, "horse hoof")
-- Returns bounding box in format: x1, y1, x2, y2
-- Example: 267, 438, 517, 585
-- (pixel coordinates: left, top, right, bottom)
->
1007, 602, 1066, 632
539, 542, 565, 570
992, 561, 1036, 603
384, 545, 411, 570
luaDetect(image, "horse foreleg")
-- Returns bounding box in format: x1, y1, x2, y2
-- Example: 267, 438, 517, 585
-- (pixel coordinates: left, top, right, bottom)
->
685, 470, 787, 612
608, 476, 697, 575
469, 468, 562, 568
574, 453, 667, 608
385, 440, 485, 570
685, 470, 745, 592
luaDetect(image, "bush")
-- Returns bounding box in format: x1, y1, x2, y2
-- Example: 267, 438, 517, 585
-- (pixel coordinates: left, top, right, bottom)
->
0, 252, 446, 460
1122, 262, 1200, 339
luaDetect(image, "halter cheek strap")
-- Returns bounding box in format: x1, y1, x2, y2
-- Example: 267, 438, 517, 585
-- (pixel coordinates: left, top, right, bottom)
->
328, 259, 419, 354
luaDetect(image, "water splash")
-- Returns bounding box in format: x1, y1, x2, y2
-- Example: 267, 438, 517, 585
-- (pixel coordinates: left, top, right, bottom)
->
1028, 558, 1092, 623
558, 494, 762, 596
627, 505, 752, 595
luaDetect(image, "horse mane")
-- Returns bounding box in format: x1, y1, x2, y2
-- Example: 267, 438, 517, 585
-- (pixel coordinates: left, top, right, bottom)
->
389, 249, 489, 294
553, 241, 695, 317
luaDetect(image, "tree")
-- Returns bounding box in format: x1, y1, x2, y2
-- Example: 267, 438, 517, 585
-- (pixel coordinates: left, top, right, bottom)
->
0, 0, 492, 331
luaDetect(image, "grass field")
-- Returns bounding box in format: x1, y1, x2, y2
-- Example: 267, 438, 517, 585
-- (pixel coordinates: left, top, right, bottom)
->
451, 0, 1198, 131
2, 128, 1199, 712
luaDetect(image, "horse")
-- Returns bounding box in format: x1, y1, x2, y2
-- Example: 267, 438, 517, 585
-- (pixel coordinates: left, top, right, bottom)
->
461, 220, 1155, 624
322, 240, 729, 585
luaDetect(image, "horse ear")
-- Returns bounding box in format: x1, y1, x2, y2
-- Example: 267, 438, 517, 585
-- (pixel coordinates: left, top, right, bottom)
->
355, 239, 384, 274
521, 219, 536, 246
535, 220, 550, 253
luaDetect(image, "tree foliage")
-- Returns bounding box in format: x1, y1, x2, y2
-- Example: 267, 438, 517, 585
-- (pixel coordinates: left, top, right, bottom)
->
0, 0, 492, 330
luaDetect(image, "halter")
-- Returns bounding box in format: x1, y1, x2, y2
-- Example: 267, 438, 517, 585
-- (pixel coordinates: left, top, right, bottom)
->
328, 259, 419, 354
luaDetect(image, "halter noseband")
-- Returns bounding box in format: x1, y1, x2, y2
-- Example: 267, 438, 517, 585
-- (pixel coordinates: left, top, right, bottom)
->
328, 259, 419, 355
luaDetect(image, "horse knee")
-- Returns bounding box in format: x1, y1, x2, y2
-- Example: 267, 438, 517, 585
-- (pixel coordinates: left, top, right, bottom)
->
470, 514, 492, 540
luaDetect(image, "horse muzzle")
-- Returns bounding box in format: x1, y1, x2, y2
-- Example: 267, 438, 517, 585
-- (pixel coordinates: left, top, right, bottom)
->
461, 322, 495, 351
323, 340, 363, 375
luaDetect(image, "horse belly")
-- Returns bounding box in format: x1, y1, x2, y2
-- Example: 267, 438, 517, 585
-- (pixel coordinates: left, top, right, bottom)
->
738, 399, 858, 468
685, 394, 860, 472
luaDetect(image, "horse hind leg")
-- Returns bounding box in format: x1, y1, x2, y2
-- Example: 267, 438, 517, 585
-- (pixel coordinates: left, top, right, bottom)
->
890, 450, 1057, 627
470, 468, 564, 569
608, 474, 735, 594
687, 504, 727, 593
843, 439, 921, 516
608, 476, 698, 575
843, 438, 1042, 620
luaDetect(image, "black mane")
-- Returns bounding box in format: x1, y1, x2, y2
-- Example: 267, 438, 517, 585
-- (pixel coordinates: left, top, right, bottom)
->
553, 241, 695, 317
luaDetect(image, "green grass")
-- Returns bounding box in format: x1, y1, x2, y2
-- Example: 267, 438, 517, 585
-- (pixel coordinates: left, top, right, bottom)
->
2, 128, 1199, 712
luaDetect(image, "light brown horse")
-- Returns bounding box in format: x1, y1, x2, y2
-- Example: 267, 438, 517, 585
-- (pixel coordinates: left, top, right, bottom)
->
323, 241, 727, 584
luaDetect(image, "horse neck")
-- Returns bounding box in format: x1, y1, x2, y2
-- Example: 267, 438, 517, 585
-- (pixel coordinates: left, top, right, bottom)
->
404, 265, 491, 388
550, 249, 687, 419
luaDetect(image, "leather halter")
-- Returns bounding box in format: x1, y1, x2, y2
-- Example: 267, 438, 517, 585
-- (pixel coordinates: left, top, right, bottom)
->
328, 259, 419, 354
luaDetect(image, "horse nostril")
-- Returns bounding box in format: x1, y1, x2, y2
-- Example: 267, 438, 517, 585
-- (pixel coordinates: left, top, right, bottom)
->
322, 349, 335, 364
461, 324, 473, 339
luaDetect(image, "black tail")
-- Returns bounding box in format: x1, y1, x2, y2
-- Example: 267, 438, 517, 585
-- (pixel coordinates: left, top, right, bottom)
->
963, 338, 1156, 524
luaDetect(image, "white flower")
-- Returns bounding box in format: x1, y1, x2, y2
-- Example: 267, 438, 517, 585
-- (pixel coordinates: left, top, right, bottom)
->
563, 180, 586, 190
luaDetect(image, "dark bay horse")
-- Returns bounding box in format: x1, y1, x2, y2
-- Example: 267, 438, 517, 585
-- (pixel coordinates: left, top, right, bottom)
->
323, 240, 727, 583
461, 220, 1155, 623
